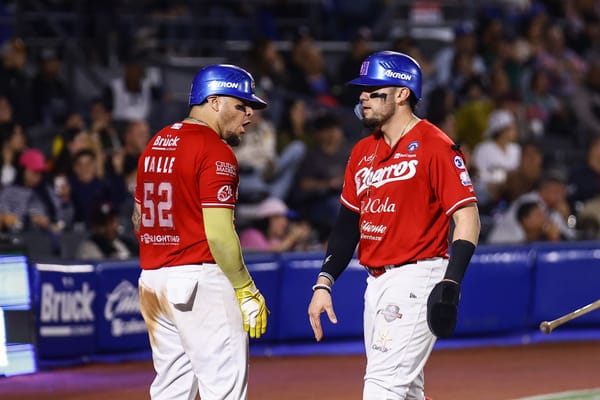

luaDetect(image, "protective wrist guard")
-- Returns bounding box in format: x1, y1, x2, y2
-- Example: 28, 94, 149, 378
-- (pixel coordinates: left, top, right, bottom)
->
444, 239, 476, 284
427, 240, 476, 338
235, 281, 269, 339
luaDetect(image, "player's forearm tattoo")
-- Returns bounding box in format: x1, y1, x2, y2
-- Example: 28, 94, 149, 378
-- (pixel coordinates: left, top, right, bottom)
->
132, 208, 141, 233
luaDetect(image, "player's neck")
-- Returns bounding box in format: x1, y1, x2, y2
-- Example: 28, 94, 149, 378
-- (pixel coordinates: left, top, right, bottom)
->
184, 116, 209, 126
381, 113, 419, 147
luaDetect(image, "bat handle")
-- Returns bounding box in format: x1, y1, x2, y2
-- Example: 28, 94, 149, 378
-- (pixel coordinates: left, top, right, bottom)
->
539, 321, 552, 334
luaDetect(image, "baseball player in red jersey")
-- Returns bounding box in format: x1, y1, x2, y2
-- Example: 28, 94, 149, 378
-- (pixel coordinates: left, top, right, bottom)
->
132, 64, 269, 399
308, 51, 481, 399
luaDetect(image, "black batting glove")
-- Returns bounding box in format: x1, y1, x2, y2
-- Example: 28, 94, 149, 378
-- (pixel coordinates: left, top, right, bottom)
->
427, 279, 461, 338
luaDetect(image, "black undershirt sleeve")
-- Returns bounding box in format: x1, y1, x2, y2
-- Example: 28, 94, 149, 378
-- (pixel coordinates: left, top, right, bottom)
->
320, 205, 361, 282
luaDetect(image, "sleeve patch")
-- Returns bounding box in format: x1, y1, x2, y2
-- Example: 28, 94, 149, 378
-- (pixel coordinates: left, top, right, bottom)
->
217, 185, 234, 201
454, 155, 466, 170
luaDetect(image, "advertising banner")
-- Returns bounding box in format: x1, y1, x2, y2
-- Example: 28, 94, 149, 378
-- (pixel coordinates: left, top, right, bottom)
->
32, 263, 97, 359
95, 260, 149, 352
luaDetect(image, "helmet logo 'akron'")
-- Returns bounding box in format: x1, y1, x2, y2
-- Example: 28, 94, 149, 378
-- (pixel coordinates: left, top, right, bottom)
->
208, 81, 240, 89
384, 70, 412, 80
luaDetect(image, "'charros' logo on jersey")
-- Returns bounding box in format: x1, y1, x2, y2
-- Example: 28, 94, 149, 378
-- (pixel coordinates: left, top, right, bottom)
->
407, 141, 419, 153
215, 161, 237, 177
208, 81, 240, 89
355, 160, 418, 194
217, 185, 234, 202
454, 155, 466, 170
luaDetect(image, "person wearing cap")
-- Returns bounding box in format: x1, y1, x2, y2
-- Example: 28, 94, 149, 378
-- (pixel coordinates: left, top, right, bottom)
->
0, 148, 65, 234
75, 201, 137, 260
239, 197, 313, 252
132, 64, 269, 399
471, 109, 522, 208
307, 51, 480, 399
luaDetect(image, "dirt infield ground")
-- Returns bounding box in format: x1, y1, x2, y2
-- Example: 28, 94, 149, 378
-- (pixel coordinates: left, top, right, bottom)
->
1, 341, 599, 400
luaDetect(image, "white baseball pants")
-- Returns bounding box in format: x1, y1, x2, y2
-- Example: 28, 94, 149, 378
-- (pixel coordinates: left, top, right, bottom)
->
138, 263, 248, 400
363, 258, 447, 400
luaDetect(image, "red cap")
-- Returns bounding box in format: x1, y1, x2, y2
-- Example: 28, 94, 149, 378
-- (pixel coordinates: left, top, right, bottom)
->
19, 148, 46, 172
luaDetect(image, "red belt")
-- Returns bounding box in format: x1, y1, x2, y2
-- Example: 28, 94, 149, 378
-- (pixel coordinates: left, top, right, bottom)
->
365, 261, 416, 277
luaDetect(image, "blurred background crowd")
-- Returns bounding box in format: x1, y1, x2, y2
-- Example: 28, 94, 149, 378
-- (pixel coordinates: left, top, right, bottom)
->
0, 0, 600, 259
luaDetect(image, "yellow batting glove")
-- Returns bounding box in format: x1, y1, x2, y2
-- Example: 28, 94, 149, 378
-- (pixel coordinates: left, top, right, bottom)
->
235, 281, 269, 338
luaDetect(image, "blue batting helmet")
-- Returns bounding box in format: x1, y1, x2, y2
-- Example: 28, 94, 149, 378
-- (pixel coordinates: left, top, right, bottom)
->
347, 51, 422, 100
189, 64, 267, 109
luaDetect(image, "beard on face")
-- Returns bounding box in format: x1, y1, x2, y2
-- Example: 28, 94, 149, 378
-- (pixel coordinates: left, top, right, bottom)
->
363, 118, 380, 130
225, 133, 241, 147
362, 106, 394, 131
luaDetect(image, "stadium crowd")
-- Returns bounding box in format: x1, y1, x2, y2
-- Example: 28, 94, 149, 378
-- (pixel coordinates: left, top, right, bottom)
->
1, 0, 600, 258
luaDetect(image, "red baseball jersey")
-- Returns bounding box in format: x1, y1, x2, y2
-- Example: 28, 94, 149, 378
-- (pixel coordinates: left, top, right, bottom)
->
134, 122, 239, 270
340, 119, 477, 268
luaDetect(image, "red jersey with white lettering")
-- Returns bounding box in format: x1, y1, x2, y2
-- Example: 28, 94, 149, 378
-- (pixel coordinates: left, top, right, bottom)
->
134, 122, 239, 270
340, 119, 477, 268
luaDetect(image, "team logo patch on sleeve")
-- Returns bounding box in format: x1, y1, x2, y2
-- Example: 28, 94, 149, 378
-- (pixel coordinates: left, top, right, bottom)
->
217, 185, 234, 201
460, 171, 472, 186
407, 141, 419, 153
454, 155, 466, 170
215, 161, 237, 177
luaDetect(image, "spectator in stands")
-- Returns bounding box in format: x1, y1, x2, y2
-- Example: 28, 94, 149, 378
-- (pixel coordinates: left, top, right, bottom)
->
568, 135, 600, 208
487, 170, 576, 244
515, 200, 560, 243
497, 140, 544, 204
291, 111, 351, 238
432, 21, 486, 98
235, 108, 305, 203
0, 149, 65, 234
0, 37, 32, 126
31, 47, 69, 127
334, 27, 374, 107
522, 67, 570, 139
239, 197, 314, 253
75, 201, 137, 260
425, 85, 456, 138
0, 94, 12, 124
107, 119, 148, 179
276, 98, 314, 154
67, 149, 118, 230
103, 59, 163, 126
284, 29, 338, 107
453, 76, 495, 149
535, 23, 586, 98
242, 37, 288, 127
88, 97, 121, 156
48, 126, 92, 176
0, 121, 27, 187
472, 109, 522, 208
571, 58, 600, 146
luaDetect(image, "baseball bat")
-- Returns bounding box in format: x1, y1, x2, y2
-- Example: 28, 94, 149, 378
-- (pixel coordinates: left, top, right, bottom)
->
539, 299, 600, 334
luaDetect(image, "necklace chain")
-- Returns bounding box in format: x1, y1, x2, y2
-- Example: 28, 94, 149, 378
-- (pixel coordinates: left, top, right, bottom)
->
366, 115, 415, 197
184, 116, 208, 126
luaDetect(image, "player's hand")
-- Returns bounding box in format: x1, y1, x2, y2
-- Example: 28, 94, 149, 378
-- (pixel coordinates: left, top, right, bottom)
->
308, 287, 337, 342
427, 279, 461, 338
235, 281, 268, 339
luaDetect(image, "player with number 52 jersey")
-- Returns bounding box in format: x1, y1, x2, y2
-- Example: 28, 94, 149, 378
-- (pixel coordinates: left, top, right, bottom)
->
133, 64, 269, 400
135, 121, 238, 269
